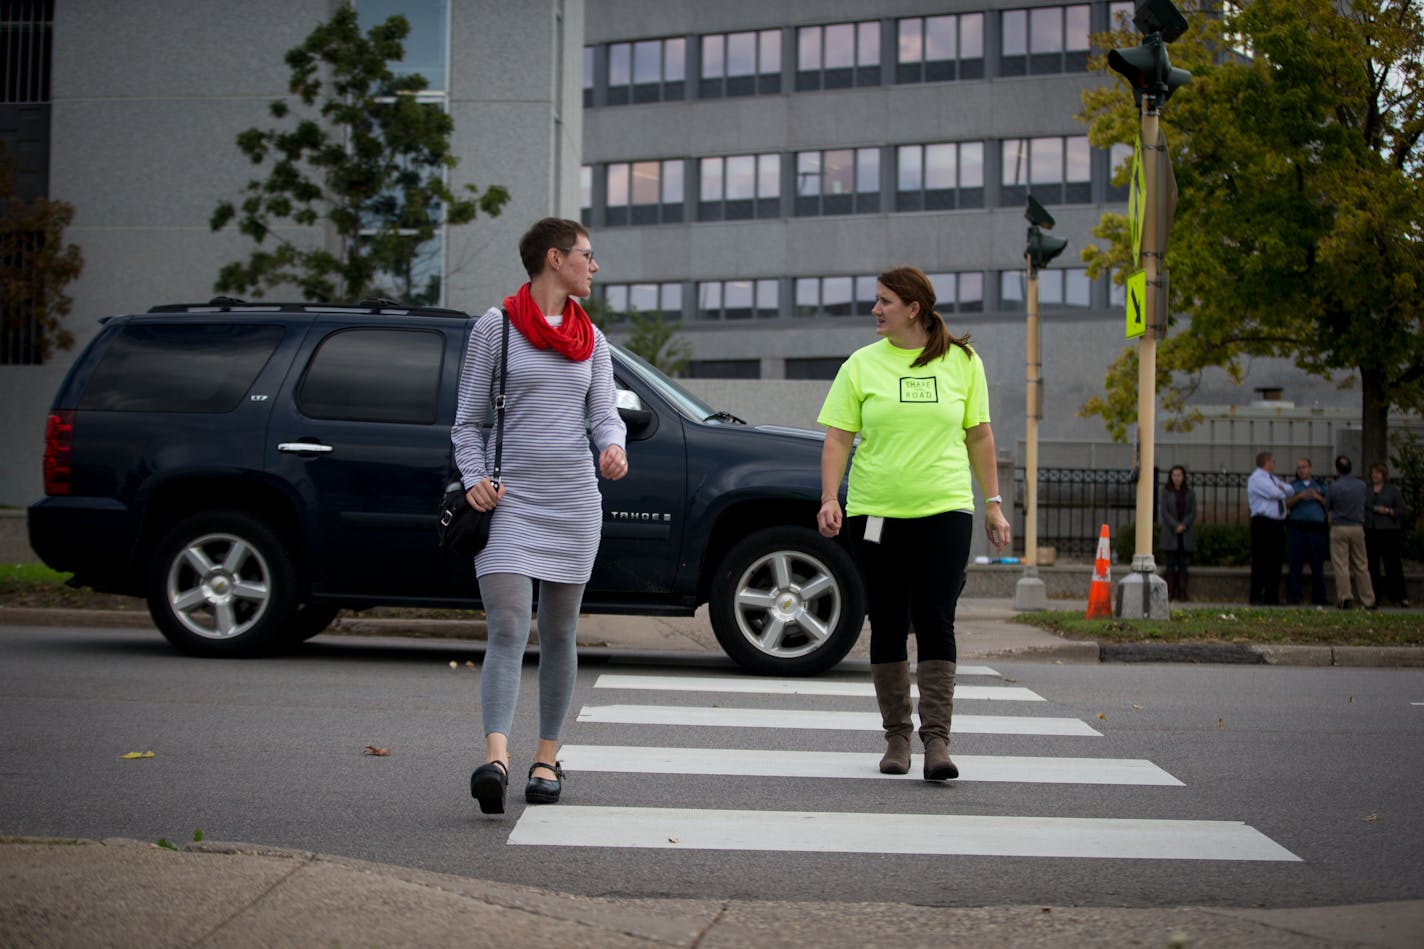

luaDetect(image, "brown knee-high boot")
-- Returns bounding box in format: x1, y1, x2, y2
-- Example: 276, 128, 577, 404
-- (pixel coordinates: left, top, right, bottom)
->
916, 659, 959, 781
870, 661, 912, 774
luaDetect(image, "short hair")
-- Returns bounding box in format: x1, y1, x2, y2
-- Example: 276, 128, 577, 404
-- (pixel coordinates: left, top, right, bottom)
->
1335, 454, 1352, 474
1255, 451, 1273, 468
1369, 462, 1388, 480
518, 218, 587, 277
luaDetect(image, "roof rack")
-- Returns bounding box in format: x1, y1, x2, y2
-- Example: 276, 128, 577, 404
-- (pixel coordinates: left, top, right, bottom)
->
147, 298, 472, 319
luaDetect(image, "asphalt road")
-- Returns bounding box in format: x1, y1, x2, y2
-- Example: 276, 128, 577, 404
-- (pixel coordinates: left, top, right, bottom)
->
2, 623, 1422, 910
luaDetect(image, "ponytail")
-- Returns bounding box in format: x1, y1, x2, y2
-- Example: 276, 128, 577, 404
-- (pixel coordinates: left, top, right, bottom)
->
912, 307, 973, 369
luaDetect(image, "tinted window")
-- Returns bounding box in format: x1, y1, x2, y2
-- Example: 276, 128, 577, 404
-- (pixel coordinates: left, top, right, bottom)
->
298, 328, 443, 424
79, 323, 284, 413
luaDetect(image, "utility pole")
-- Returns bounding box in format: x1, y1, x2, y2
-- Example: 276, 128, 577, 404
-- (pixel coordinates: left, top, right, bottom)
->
1108, 0, 1189, 619
1015, 196, 1066, 612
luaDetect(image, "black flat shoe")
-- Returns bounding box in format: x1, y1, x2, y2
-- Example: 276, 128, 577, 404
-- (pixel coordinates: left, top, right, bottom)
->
470, 760, 508, 815
525, 761, 564, 804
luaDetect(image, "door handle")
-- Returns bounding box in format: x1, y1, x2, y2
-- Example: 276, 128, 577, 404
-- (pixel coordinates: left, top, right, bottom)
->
277, 442, 334, 454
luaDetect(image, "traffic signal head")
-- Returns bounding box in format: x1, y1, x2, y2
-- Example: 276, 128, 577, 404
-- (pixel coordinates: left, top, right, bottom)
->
1130, 0, 1188, 42
1026, 195, 1056, 228
1108, 33, 1191, 108
1027, 226, 1069, 270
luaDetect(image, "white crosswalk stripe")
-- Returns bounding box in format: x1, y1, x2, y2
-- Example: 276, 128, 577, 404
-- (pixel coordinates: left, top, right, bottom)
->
510, 806, 1300, 862
593, 673, 1043, 701
557, 745, 1184, 785
512, 670, 1301, 863
577, 704, 1102, 735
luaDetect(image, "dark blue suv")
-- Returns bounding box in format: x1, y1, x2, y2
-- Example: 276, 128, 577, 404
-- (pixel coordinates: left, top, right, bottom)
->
29, 301, 864, 675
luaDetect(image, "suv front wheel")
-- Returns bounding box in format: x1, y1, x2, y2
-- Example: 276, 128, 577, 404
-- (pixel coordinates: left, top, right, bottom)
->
709, 526, 865, 676
147, 511, 300, 658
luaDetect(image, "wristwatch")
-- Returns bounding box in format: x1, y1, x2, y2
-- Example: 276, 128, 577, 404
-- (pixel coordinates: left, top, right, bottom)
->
985, 495, 1003, 505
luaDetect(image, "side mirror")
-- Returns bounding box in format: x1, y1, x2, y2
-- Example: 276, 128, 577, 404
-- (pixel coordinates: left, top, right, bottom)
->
616, 388, 657, 438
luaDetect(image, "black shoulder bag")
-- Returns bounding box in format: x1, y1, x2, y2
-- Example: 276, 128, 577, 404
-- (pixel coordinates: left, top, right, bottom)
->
438, 310, 510, 556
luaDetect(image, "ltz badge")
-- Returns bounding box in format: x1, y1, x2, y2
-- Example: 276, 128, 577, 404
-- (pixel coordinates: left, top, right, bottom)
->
899, 377, 938, 403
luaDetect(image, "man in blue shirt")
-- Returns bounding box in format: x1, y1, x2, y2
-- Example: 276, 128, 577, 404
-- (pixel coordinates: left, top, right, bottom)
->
1246, 451, 1290, 605
1285, 457, 1329, 606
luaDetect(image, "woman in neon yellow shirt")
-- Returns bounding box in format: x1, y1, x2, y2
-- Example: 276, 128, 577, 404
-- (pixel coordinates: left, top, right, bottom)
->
817, 266, 1011, 781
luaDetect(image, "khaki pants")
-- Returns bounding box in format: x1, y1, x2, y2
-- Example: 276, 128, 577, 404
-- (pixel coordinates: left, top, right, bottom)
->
1329, 524, 1375, 607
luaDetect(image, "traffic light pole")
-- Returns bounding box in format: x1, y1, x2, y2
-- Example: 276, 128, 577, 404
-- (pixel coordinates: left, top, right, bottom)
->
1014, 255, 1048, 610
1120, 94, 1170, 619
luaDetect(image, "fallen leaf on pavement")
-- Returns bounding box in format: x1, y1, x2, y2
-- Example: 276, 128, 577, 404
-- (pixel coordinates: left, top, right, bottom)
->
465, 660, 476, 670
363, 745, 390, 756
1218, 718, 1225, 730
448, 661, 458, 669
120, 751, 156, 759
1132, 704, 1144, 710
1363, 812, 1378, 822
1097, 713, 1107, 720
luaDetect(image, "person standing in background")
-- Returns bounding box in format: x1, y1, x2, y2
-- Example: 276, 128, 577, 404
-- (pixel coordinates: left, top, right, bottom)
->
1285, 457, 1330, 606
1325, 455, 1376, 611
1158, 465, 1196, 602
1365, 462, 1409, 607
1246, 451, 1290, 605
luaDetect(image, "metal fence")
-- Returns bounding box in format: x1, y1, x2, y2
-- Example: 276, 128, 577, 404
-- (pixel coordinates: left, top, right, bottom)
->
1010, 467, 1252, 558
1011, 466, 1417, 558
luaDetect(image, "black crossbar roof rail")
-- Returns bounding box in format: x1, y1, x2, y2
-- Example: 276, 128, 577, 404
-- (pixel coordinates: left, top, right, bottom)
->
147, 298, 472, 319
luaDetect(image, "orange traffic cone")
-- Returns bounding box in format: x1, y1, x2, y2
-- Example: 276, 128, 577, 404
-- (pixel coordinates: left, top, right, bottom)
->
1085, 524, 1113, 619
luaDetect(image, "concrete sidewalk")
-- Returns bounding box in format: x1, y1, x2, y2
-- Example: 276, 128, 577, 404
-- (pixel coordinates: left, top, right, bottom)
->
2, 835, 1421, 948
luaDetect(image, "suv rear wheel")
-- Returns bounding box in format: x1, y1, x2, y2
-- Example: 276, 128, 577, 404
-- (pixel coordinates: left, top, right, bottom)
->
709, 526, 865, 676
146, 511, 299, 657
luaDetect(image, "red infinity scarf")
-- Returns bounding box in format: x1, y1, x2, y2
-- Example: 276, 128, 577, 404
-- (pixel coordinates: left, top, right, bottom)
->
502, 282, 595, 362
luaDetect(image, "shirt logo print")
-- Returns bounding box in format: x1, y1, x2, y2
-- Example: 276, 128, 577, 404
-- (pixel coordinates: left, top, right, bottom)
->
899, 377, 938, 403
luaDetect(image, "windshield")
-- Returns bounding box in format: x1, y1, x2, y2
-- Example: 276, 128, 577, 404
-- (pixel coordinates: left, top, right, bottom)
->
610, 342, 718, 423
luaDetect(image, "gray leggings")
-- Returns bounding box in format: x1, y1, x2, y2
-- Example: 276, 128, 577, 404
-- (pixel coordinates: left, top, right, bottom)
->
476, 572, 584, 741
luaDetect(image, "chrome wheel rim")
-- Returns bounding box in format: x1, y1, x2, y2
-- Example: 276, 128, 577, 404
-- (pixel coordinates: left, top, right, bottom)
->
731, 548, 842, 659
165, 532, 272, 640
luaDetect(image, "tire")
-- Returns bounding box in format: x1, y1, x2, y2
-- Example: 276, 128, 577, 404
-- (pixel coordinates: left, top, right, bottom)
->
287, 602, 342, 643
146, 510, 300, 658
709, 526, 865, 676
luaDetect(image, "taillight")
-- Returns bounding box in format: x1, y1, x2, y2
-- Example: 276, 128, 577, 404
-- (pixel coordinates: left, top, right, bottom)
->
43, 410, 75, 496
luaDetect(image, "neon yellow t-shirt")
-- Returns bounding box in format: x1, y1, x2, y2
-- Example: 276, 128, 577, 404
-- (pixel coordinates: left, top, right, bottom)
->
817, 338, 991, 518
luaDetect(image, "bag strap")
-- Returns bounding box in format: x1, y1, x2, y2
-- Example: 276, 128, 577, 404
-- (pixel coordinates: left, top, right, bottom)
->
490, 308, 510, 487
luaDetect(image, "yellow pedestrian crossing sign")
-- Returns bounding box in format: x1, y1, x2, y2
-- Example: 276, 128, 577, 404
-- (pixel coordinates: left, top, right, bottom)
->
1125, 270, 1147, 339
1128, 135, 1144, 267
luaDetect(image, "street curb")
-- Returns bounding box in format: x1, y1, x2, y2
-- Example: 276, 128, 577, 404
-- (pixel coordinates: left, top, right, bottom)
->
1099, 641, 1424, 667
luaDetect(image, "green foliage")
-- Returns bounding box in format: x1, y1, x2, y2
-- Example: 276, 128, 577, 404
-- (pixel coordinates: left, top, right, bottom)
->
1390, 430, 1424, 560
1018, 607, 1424, 646
621, 306, 691, 376
1114, 521, 1250, 566
210, 3, 508, 303
0, 153, 84, 364
1078, 0, 1424, 466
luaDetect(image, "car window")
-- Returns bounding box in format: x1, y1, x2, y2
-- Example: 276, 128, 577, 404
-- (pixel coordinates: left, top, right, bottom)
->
78, 323, 285, 413
298, 328, 444, 424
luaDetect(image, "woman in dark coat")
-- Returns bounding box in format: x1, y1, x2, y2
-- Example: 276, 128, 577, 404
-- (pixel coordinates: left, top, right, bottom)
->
1159, 464, 1198, 602
1365, 463, 1409, 607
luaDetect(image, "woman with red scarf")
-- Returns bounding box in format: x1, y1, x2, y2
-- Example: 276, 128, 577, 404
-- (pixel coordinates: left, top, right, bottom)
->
453, 218, 627, 816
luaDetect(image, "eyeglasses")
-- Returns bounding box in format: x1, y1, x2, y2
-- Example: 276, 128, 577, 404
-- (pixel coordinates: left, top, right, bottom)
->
561, 246, 596, 265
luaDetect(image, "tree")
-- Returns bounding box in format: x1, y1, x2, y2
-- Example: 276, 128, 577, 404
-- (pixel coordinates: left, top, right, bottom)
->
1, 156, 84, 365
210, 3, 508, 304
1078, 0, 1424, 466
622, 307, 691, 377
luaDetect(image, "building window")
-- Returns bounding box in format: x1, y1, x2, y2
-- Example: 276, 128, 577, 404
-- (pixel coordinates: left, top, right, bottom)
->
796, 21, 879, 91
795, 148, 879, 216
602, 282, 683, 322
1000, 136, 1092, 206
604, 159, 684, 226
606, 36, 686, 106
579, 165, 592, 225
926, 272, 986, 313
1000, 5, 1091, 77
698, 153, 780, 221
700, 29, 780, 98
1000, 268, 1093, 310
688, 359, 761, 379
583, 46, 594, 107
1106, 142, 1132, 202
696, 279, 778, 321
895, 141, 985, 211
785, 356, 848, 380
895, 13, 984, 83
795, 275, 874, 318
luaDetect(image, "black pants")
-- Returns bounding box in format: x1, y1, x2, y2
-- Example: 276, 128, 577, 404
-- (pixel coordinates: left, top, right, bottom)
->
847, 510, 972, 664
1366, 528, 1407, 604
1249, 515, 1285, 605
1286, 522, 1329, 605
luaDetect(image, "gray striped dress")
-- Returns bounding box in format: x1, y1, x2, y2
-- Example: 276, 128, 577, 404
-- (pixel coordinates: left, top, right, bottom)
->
451, 306, 626, 584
